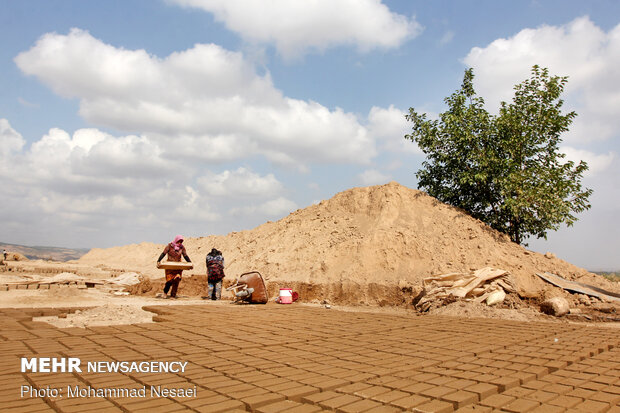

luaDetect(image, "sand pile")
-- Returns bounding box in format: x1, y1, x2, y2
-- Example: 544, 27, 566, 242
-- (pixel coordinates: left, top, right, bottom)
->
79, 182, 618, 305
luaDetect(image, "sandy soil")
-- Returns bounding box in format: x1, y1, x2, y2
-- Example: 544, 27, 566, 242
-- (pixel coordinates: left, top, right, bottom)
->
78, 183, 618, 297
0, 287, 232, 328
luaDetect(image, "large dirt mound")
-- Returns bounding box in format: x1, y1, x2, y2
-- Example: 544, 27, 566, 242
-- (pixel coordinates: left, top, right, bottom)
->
79, 182, 617, 303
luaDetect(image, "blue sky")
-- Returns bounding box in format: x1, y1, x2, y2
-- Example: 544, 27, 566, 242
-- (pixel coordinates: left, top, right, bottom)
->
1, 0, 619, 270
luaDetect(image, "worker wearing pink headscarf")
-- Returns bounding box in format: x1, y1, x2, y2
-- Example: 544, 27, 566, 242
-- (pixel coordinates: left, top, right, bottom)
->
157, 235, 191, 298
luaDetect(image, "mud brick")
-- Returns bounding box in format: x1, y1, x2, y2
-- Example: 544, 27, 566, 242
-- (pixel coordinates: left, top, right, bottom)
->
314, 378, 350, 391
526, 405, 565, 413
524, 390, 559, 404
0, 285, 8, 291
256, 399, 303, 413
428, 375, 458, 386
472, 366, 494, 375
343, 372, 375, 382
372, 367, 396, 376
566, 387, 597, 400
487, 360, 511, 369
547, 395, 582, 409
401, 381, 435, 394
280, 404, 323, 413
510, 371, 537, 385
488, 376, 520, 392
463, 383, 498, 400
523, 365, 549, 379
278, 385, 320, 402
363, 405, 402, 413
336, 398, 383, 413
420, 385, 456, 399
591, 390, 620, 404
381, 378, 417, 390
542, 383, 573, 395
193, 399, 246, 413
302, 390, 340, 405
570, 399, 610, 413
502, 398, 540, 413
118, 396, 180, 408
55, 401, 119, 412
453, 371, 480, 380
366, 375, 401, 386
354, 385, 391, 398
318, 393, 361, 410
372, 389, 409, 403
3, 403, 55, 413
446, 379, 477, 390
0, 399, 50, 409
182, 395, 230, 409
412, 398, 454, 413
579, 381, 607, 392
605, 384, 620, 395
522, 380, 549, 391
441, 390, 478, 410
387, 394, 430, 410
593, 374, 620, 385
543, 360, 567, 372
125, 403, 187, 413
411, 372, 441, 382
299, 376, 329, 386
452, 405, 492, 412
582, 366, 609, 376
263, 381, 300, 392
479, 394, 516, 409
336, 382, 373, 394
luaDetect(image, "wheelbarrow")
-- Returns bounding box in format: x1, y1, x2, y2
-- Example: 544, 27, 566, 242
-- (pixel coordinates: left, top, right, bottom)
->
226, 271, 269, 304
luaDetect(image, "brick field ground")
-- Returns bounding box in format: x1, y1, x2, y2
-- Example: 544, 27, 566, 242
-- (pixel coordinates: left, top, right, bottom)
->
0, 304, 619, 412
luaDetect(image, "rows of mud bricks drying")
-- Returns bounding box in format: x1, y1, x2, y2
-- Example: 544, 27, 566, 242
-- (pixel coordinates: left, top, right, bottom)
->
1, 305, 619, 412
1, 264, 124, 278
0, 282, 98, 291
1, 266, 75, 274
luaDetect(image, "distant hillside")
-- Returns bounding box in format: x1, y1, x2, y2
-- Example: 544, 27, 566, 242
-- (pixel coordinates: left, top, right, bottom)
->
593, 271, 620, 282
0, 242, 90, 261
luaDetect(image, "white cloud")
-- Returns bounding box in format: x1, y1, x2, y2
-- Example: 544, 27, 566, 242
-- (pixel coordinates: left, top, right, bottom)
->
230, 196, 297, 217
198, 167, 283, 198
560, 146, 615, 176
0, 118, 303, 243
0, 118, 25, 161
17, 97, 38, 108
367, 105, 421, 154
19, 127, 173, 194
170, 0, 422, 59
440, 31, 454, 45
15, 29, 376, 167
463, 16, 620, 143
359, 169, 390, 185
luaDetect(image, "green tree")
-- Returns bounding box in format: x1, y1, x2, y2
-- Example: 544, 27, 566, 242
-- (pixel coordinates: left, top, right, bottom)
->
405, 66, 592, 245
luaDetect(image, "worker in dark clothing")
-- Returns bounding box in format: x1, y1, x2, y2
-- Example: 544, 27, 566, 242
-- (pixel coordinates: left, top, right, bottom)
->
203, 248, 225, 300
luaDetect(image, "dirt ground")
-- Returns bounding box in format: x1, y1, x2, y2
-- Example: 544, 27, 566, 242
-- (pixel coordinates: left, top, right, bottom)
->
1, 279, 618, 331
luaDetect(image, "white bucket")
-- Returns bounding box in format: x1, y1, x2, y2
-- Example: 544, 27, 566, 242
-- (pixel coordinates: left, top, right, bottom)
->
279, 288, 293, 304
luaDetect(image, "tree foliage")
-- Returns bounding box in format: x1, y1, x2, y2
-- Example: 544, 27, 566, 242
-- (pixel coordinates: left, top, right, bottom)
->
405, 66, 592, 245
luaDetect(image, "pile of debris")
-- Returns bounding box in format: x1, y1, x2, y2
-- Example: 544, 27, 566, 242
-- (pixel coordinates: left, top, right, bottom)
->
415, 267, 517, 312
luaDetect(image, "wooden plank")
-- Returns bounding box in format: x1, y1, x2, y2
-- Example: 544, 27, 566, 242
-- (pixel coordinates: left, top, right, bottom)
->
157, 262, 193, 270
536, 272, 619, 302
